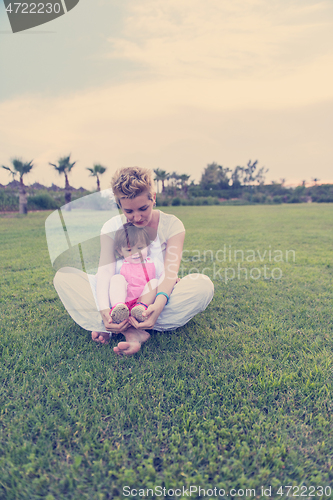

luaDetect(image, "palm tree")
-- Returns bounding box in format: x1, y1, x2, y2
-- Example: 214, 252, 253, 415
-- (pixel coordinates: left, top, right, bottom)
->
159, 170, 168, 194
153, 169, 160, 194
154, 168, 167, 194
170, 171, 180, 197
87, 164, 107, 192
2, 158, 34, 214
179, 174, 190, 198
49, 154, 76, 208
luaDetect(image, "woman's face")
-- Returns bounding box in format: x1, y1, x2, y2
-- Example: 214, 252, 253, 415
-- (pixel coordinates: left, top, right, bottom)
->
119, 192, 156, 227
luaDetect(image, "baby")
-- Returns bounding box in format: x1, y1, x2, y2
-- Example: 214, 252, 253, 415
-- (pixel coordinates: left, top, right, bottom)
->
109, 223, 160, 324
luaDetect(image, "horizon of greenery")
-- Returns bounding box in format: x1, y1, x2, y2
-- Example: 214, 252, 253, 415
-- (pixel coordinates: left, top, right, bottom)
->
1, 159, 330, 193
1, 184, 333, 213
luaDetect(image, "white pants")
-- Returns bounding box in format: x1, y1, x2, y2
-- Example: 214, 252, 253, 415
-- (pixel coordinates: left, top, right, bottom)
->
53, 267, 214, 333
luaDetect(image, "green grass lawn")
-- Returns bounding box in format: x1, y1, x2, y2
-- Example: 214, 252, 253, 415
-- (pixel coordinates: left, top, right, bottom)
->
1, 205, 333, 500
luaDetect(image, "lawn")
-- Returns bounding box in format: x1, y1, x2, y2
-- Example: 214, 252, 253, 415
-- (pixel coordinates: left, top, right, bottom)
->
1, 205, 333, 500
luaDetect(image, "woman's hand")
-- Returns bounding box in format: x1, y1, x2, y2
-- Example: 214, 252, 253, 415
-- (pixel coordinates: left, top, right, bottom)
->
101, 309, 130, 333
128, 302, 164, 330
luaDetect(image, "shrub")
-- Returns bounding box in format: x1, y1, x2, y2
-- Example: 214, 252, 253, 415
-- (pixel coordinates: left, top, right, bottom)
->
156, 197, 170, 206
316, 194, 333, 203
273, 195, 283, 204
242, 192, 252, 201
27, 193, 59, 210
307, 184, 333, 202
252, 193, 267, 204
171, 197, 181, 206
205, 196, 215, 205
288, 196, 301, 203
0, 190, 18, 211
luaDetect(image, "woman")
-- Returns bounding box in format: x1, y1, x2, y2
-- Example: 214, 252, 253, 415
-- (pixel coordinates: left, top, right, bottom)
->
54, 167, 214, 356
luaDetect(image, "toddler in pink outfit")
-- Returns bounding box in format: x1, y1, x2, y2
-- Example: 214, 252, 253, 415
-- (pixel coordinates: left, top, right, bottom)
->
109, 223, 160, 324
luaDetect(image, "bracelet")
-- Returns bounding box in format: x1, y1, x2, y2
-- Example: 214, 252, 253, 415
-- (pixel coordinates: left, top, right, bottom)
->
156, 292, 169, 305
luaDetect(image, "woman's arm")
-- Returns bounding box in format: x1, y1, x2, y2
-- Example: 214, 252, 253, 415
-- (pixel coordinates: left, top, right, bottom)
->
155, 230, 185, 302
96, 234, 115, 310
96, 234, 130, 332
129, 231, 185, 329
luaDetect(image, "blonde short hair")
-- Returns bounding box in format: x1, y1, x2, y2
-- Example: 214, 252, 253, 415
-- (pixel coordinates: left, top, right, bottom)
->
111, 167, 155, 205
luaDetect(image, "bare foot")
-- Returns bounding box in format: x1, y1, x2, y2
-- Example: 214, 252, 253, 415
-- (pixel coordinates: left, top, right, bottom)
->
113, 327, 150, 356
91, 331, 111, 344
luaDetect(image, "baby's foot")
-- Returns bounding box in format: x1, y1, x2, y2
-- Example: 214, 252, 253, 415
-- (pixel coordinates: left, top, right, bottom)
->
110, 303, 129, 324
130, 303, 147, 323
113, 327, 150, 356
91, 331, 110, 344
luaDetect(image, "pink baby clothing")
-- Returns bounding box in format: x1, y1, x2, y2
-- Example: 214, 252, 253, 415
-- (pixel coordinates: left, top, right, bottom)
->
120, 257, 156, 302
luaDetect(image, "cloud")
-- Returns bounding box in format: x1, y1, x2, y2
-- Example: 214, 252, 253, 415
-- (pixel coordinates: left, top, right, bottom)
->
1, 0, 333, 189
106, 0, 333, 81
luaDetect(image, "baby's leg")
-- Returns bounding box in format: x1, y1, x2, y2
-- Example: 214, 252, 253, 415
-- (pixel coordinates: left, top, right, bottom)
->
109, 274, 127, 306
131, 279, 158, 323
139, 278, 158, 306
109, 274, 129, 324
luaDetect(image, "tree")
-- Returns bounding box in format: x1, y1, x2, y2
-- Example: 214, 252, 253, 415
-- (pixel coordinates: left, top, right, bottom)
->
179, 174, 190, 198
216, 165, 231, 189
159, 170, 168, 194
200, 162, 230, 190
87, 164, 107, 192
231, 166, 244, 189
254, 167, 269, 186
154, 168, 168, 194
2, 158, 34, 214
153, 168, 161, 193
243, 160, 258, 186
49, 155, 76, 208
241, 160, 268, 187
169, 171, 180, 197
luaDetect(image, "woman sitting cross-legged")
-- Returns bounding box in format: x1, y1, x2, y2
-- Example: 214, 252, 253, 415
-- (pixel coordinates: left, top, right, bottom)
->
53, 166, 214, 356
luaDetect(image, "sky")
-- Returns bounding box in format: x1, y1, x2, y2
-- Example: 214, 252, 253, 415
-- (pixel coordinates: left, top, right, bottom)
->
0, 0, 333, 191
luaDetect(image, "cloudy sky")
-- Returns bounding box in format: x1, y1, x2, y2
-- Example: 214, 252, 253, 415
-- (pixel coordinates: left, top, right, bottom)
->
0, 0, 332, 190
